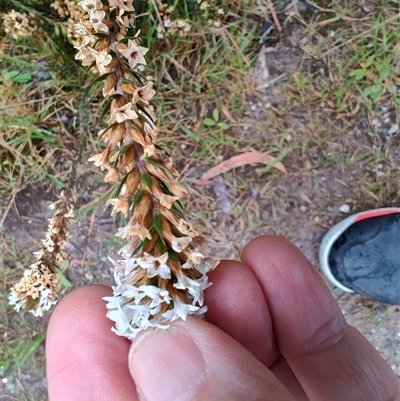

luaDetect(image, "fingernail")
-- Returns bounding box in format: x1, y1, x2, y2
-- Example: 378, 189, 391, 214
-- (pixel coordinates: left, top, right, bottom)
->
129, 326, 205, 401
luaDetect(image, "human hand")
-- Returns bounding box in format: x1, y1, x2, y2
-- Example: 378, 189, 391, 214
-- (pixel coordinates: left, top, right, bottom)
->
46, 235, 399, 401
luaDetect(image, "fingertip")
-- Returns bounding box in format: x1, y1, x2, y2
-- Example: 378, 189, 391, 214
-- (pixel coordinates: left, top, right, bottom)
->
205, 260, 278, 365
128, 317, 295, 401
46, 285, 137, 401
241, 235, 346, 354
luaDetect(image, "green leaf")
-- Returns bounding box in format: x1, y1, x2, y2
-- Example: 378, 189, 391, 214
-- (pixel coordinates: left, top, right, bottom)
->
109, 7, 117, 19
100, 97, 114, 121
100, 93, 121, 120
4, 70, 33, 83
169, 250, 179, 261
141, 172, 152, 190
136, 104, 155, 125
175, 199, 184, 212
85, 72, 112, 89
349, 69, 366, 80
119, 144, 132, 155
92, 32, 109, 38
377, 65, 390, 83
362, 85, 383, 101
365, 56, 375, 67
203, 118, 216, 126
57, 270, 73, 288
11, 332, 46, 374
145, 157, 170, 173
171, 205, 184, 219
98, 122, 117, 139
159, 181, 174, 196
131, 240, 144, 256
217, 122, 229, 130
115, 173, 129, 197
156, 239, 165, 253
212, 109, 219, 121
133, 189, 145, 204
153, 214, 163, 238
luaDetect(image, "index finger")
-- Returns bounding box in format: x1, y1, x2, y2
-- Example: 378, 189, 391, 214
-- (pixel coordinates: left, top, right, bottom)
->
242, 235, 399, 401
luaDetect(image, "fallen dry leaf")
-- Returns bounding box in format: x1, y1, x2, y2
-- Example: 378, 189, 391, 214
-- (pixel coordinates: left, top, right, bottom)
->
193, 152, 287, 185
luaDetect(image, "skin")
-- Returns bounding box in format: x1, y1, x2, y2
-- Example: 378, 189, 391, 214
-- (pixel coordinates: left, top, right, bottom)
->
46, 235, 400, 401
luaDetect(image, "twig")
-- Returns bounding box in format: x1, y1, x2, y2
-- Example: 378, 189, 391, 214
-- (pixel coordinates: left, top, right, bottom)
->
266, 0, 282, 33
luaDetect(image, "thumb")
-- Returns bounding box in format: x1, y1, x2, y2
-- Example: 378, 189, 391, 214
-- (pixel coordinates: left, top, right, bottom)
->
128, 316, 294, 401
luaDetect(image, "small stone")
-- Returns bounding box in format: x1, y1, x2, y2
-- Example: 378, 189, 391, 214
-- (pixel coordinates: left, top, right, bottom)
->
339, 204, 351, 213
250, 104, 257, 111
265, 102, 271, 109
299, 37, 308, 45
300, 205, 307, 212
383, 117, 390, 124
377, 163, 384, 170
388, 124, 399, 136
85, 272, 94, 282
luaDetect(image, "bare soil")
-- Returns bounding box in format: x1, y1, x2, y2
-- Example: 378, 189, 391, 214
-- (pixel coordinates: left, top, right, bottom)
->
1, 17, 399, 401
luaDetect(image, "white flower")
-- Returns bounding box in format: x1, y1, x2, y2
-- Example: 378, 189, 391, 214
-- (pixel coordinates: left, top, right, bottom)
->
108, 101, 138, 124
171, 235, 192, 253
137, 253, 171, 279
164, 18, 172, 28
74, 22, 93, 45
78, 0, 103, 12
173, 273, 210, 304
118, 39, 148, 69
74, 44, 96, 66
89, 10, 109, 33
131, 82, 156, 107
116, 223, 152, 241
182, 250, 204, 269
104, 283, 173, 340
93, 50, 112, 74
162, 297, 207, 321
108, 0, 135, 12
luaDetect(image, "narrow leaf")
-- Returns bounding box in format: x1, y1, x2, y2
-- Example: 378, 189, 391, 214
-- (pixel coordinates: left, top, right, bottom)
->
57, 270, 73, 288
153, 214, 163, 238
195, 152, 287, 184
156, 239, 165, 253
145, 157, 170, 173
85, 72, 112, 89
141, 172, 152, 190
212, 109, 219, 121
100, 98, 113, 121
133, 189, 145, 204
169, 250, 179, 261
